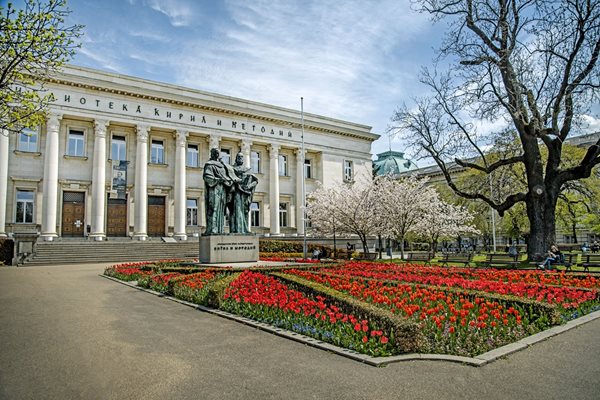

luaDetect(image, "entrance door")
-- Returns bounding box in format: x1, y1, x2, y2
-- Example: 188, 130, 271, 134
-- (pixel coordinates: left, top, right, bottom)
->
107, 197, 127, 236
147, 196, 165, 237
62, 191, 85, 237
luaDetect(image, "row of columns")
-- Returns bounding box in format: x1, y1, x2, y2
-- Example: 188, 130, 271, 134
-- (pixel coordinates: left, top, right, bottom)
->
0, 115, 308, 240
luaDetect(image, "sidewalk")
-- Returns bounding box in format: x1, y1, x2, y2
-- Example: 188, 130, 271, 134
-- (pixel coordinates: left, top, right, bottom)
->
1, 263, 599, 400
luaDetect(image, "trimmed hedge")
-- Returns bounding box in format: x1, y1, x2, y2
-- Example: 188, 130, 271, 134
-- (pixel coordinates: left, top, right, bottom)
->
272, 272, 426, 354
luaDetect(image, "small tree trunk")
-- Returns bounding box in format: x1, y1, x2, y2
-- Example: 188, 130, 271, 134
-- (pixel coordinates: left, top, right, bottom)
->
399, 236, 405, 259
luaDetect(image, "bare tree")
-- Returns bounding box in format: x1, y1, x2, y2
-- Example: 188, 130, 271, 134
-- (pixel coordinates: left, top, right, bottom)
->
393, 0, 600, 257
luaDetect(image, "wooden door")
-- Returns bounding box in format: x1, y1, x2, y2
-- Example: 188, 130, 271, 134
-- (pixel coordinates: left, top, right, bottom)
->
147, 196, 165, 237
107, 197, 127, 236
62, 192, 85, 237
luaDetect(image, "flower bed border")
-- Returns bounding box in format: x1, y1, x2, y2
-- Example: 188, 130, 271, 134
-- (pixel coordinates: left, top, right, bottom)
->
100, 273, 600, 367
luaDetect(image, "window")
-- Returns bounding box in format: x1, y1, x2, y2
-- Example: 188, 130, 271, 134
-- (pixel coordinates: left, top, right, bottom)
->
250, 202, 260, 227
111, 135, 126, 161
251, 151, 260, 173
220, 148, 231, 165
187, 144, 199, 167
67, 129, 85, 157
18, 127, 38, 152
16, 190, 34, 223
279, 203, 288, 227
278, 155, 287, 176
343, 160, 353, 182
186, 198, 198, 226
150, 140, 164, 164
304, 159, 312, 179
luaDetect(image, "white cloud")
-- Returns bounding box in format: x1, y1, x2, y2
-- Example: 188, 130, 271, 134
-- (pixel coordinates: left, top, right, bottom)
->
170, 0, 428, 127
146, 0, 195, 27
579, 114, 600, 133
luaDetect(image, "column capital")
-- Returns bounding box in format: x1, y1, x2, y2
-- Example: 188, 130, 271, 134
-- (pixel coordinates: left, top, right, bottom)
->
94, 119, 109, 138
175, 129, 188, 147
269, 144, 280, 159
46, 112, 62, 132
295, 148, 305, 160
206, 134, 221, 150
136, 124, 150, 143
240, 139, 252, 154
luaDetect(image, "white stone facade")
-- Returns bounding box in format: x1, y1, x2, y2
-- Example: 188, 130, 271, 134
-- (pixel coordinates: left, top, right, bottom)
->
0, 65, 378, 240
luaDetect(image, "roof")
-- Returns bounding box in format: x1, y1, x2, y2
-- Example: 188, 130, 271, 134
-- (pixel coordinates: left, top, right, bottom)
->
373, 150, 418, 177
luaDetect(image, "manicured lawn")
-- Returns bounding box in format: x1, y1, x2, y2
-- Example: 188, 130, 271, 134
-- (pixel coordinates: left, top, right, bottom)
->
104, 260, 600, 358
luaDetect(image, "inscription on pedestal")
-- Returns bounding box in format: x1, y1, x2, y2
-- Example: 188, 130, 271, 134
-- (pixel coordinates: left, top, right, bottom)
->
199, 235, 259, 264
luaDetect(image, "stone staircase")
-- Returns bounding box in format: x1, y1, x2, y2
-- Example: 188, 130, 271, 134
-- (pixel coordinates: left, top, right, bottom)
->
24, 238, 200, 266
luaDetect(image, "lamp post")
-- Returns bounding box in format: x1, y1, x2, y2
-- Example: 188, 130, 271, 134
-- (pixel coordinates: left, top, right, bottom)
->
301, 97, 307, 260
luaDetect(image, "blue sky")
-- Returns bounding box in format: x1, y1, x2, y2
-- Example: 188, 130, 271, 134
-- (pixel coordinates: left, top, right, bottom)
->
58, 0, 445, 161
11, 0, 597, 163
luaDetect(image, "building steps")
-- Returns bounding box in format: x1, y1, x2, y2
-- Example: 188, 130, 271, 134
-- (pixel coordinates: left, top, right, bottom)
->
24, 239, 200, 266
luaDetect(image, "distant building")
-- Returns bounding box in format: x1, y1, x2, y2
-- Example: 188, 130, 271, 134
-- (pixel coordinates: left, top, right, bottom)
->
373, 150, 418, 177
0, 65, 379, 241
399, 131, 600, 245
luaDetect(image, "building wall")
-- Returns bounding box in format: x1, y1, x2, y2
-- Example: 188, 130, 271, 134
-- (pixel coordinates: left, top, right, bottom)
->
0, 65, 379, 240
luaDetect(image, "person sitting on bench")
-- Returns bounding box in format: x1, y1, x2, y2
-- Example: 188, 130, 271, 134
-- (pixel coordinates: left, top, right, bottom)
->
538, 244, 562, 271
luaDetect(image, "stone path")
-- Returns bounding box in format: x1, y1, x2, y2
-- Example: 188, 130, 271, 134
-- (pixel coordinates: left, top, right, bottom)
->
0, 263, 599, 400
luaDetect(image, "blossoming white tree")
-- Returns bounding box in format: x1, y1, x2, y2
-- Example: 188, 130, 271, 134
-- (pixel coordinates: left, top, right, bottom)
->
412, 193, 480, 255
306, 173, 387, 255
377, 175, 437, 259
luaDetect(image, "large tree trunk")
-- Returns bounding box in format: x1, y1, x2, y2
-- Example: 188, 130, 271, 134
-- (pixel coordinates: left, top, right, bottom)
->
525, 169, 560, 259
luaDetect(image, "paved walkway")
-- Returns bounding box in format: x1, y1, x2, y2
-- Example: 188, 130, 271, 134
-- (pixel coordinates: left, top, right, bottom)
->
0, 264, 599, 400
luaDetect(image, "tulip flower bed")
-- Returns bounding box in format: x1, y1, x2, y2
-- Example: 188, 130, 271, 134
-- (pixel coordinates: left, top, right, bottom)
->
104, 263, 154, 281
138, 272, 184, 293
221, 270, 398, 356
170, 271, 222, 304
104, 260, 600, 358
310, 263, 600, 310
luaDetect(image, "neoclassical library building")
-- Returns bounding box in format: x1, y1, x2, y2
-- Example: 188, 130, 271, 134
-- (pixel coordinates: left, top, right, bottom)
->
0, 65, 378, 241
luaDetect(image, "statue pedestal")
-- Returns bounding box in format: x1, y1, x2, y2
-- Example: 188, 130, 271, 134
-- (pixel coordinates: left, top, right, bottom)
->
199, 235, 259, 264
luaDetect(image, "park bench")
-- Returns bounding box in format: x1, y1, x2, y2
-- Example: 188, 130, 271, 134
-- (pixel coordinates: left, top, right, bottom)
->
530, 253, 577, 272
552, 253, 578, 272
580, 254, 600, 272
356, 252, 378, 261
405, 252, 433, 265
480, 253, 520, 269
440, 252, 473, 267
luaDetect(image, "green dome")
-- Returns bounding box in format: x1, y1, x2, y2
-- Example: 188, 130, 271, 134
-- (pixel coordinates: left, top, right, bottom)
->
373, 150, 418, 177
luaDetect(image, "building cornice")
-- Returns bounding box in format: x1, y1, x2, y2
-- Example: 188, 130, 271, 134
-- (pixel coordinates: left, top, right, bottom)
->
44, 65, 380, 143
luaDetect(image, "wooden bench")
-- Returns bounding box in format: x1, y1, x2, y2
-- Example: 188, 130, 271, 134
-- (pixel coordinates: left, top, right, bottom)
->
531, 253, 577, 271
552, 253, 578, 272
405, 252, 433, 265
480, 253, 520, 269
580, 254, 600, 272
356, 252, 378, 261
440, 253, 473, 267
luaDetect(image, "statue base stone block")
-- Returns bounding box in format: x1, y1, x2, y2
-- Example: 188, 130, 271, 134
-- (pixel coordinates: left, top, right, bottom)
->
199, 235, 259, 264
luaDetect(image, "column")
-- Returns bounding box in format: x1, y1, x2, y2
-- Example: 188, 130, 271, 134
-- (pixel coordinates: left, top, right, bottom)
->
241, 140, 253, 229
269, 145, 280, 235
241, 140, 252, 169
207, 134, 221, 155
0, 129, 8, 237
174, 129, 188, 240
295, 148, 305, 235
41, 112, 61, 241
89, 119, 109, 241
133, 124, 149, 240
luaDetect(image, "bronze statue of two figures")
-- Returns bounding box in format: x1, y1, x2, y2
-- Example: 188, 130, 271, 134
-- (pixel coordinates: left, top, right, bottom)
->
203, 148, 258, 235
